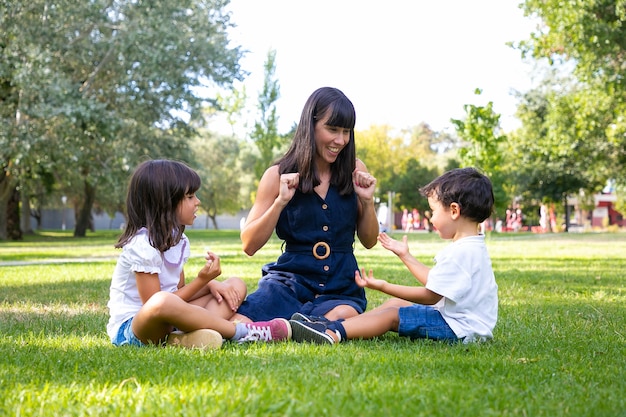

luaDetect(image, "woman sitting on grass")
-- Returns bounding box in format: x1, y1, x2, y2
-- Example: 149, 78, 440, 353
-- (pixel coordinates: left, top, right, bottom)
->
106, 159, 291, 350
290, 167, 498, 344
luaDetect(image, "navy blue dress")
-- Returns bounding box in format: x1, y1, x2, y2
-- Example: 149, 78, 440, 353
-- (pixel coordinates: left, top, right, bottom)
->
237, 186, 367, 322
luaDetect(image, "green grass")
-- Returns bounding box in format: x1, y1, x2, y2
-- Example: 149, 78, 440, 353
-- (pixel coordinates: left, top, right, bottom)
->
1, 230, 625, 416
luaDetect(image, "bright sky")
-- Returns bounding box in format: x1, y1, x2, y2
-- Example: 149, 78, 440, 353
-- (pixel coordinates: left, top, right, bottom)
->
223, 0, 538, 135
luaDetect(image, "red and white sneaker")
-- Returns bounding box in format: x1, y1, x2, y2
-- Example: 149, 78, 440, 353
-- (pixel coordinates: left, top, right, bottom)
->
239, 318, 292, 342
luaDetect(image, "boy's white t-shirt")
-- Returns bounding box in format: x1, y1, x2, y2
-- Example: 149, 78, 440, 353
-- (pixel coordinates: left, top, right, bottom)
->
106, 228, 189, 341
425, 235, 498, 343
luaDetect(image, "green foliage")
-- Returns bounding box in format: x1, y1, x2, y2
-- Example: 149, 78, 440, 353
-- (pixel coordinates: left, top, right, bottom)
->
1, 231, 625, 416
193, 133, 246, 228
517, 0, 626, 205
250, 49, 283, 180
0, 0, 244, 238
388, 158, 438, 213
451, 90, 509, 216
356, 123, 443, 211
512, 75, 608, 208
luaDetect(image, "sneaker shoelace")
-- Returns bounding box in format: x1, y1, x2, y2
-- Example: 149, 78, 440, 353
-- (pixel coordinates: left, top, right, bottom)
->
239, 323, 273, 342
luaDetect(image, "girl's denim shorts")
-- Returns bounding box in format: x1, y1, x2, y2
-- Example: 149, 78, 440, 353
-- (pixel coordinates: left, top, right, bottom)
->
112, 317, 145, 347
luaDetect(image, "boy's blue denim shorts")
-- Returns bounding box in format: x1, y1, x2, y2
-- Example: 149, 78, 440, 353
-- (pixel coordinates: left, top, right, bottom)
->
112, 317, 145, 347
398, 304, 460, 342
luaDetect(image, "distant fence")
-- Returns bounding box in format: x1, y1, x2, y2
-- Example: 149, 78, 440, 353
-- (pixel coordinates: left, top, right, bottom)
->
32, 209, 250, 231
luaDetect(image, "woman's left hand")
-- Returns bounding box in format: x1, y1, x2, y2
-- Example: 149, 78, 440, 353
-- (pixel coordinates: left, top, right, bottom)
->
352, 169, 377, 199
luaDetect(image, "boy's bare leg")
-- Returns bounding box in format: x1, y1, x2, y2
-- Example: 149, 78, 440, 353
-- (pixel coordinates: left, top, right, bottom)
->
340, 303, 405, 340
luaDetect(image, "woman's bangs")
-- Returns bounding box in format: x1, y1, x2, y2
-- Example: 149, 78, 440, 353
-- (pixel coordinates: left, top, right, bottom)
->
326, 99, 356, 129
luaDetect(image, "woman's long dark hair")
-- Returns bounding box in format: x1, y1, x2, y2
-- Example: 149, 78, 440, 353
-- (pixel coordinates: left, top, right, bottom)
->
277, 87, 357, 195
115, 159, 201, 252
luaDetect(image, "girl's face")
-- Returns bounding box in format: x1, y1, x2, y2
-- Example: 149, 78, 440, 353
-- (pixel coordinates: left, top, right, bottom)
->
314, 113, 351, 165
177, 192, 200, 226
427, 196, 455, 240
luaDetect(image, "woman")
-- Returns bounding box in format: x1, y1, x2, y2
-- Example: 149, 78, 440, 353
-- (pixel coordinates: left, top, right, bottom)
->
233, 87, 379, 323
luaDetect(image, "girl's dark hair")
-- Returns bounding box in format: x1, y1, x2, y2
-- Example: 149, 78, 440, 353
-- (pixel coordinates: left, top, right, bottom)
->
419, 167, 494, 223
277, 87, 356, 195
115, 159, 201, 252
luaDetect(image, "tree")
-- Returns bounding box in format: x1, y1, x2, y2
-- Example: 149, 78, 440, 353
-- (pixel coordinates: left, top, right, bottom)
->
357, 123, 452, 210
215, 86, 248, 138
194, 133, 244, 229
250, 49, 283, 180
451, 89, 509, 217
0, 0, 244, 239
355, 125, 403, 198
388, 158, 439, 213
518, 0, 626, 198
511, 78, 607, 229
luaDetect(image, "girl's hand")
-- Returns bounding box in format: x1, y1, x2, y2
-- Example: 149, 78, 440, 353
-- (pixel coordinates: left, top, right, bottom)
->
197, 251, 221, 281
208, 280, 243, 312
378, 232, 410, 257
354, 268, 386, 290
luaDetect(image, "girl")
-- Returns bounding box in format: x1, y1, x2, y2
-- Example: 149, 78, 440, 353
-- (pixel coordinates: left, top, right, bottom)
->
106, 159, 291, 349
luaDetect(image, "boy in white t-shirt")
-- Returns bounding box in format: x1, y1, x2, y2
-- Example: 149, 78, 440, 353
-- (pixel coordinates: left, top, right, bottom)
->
290, 167, 498, 344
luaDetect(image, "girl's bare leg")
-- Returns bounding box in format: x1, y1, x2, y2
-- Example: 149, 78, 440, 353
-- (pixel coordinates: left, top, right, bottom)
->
131, 291, 237, 344
188, 277, 247, 319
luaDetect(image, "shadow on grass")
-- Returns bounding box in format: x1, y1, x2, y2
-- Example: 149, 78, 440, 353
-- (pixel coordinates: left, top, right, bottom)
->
0, 277, 110, 305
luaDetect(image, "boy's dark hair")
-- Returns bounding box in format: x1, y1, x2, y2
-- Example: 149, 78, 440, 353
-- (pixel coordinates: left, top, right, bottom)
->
419, 167, 494, 223
277, 87, 356, 195
116, 159, 201, 251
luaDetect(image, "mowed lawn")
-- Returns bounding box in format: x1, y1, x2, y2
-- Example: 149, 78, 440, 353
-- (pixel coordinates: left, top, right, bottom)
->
0, 229, 624, 417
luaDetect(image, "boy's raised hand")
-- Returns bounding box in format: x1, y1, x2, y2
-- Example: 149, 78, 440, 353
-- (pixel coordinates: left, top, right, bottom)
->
377, 232, 410, 257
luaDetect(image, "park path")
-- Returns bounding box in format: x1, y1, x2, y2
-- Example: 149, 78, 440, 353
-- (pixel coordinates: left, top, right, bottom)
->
0, 256, 118, 267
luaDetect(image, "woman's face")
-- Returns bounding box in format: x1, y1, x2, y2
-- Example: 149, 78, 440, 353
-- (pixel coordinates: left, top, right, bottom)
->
314, 113, 351, 165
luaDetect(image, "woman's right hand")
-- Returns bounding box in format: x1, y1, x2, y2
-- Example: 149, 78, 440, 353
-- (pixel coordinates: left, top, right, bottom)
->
241, 167, 296, 256
277, 172, 299, 205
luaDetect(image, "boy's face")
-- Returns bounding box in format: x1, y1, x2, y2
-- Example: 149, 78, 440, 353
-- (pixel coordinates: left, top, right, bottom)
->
428, 196, 455, 240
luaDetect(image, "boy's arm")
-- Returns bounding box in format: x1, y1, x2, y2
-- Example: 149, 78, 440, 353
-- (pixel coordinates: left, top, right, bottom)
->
355, 269, 442, 305
378, 233, 430, 285
396, 254, 430, 286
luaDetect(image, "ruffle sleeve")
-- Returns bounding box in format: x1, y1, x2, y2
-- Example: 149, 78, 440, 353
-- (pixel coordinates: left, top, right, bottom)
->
125, 229, 162, 275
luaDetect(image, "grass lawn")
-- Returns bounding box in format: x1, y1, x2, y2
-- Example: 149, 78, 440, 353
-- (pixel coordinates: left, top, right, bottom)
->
1, 229, 624, 416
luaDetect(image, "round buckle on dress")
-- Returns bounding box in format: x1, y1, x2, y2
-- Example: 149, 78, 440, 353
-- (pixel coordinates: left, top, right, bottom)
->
312, 242, 331, 260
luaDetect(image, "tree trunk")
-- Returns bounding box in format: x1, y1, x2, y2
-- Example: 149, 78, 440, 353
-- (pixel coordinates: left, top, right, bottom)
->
0, 174, 17, 240
74, 179, 96, 237
20, 191, 33, 235
208, 214, 219, 230
7, 185, 22, 240
0, 194, 8, 241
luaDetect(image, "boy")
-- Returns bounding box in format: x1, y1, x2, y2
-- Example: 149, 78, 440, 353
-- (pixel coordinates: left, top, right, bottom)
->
290, 167, 498, 344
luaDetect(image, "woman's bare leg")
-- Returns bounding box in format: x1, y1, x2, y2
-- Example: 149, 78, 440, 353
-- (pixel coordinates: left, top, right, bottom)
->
325, 304, 359, 321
